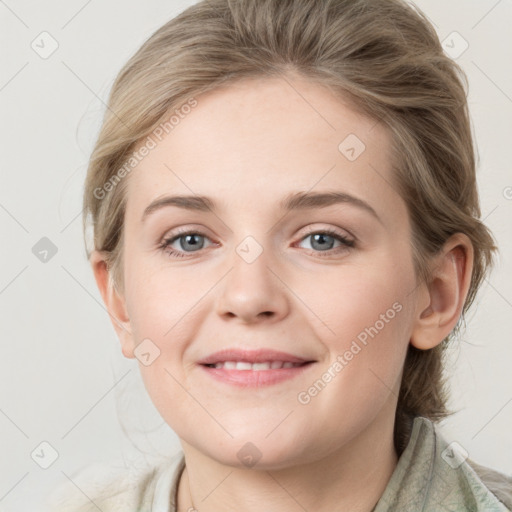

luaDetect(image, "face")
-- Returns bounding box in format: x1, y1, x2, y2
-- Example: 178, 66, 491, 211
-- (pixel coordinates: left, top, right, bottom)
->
118, 75, 421, 469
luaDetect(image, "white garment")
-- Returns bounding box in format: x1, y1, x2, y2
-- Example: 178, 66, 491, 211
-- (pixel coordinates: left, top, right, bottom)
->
44, 451, 185, 512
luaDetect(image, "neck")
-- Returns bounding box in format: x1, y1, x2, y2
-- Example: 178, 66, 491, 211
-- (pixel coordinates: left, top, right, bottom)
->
176, 409, 398, 512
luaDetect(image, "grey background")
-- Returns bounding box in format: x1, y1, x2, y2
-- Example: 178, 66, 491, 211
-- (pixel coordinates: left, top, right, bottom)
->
1, 0, 511, 510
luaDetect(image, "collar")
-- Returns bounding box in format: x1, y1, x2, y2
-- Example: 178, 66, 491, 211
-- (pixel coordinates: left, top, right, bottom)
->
151, 417, 509, 512
372, 416, 509, 511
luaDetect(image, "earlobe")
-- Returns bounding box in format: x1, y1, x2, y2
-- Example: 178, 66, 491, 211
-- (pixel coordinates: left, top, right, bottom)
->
89, 250, 135, 359
410, 234, 474, 351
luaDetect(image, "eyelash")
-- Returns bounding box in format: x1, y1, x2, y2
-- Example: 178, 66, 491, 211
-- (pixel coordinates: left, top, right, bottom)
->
158, 227, 355, 259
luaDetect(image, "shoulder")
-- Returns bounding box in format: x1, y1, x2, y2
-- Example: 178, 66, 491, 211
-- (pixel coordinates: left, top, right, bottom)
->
427, 417, 512, 511
466, 457, 512, 511
376, 416, 511, 511
44, 452, 184, 512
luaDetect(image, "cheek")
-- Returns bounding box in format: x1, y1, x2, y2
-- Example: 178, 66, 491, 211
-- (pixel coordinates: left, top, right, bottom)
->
297, 257, 413, 346
124, 252, 198, 342
296, 254, 415, 395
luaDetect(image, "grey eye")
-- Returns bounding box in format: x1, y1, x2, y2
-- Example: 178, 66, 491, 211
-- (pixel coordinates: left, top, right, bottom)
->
176, 234, 206, 252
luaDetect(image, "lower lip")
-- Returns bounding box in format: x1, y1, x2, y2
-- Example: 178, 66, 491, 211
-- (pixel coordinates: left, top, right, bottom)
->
199, 362, 315, 387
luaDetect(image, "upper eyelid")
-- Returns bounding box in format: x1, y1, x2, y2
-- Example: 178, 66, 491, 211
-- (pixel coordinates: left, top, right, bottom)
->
301, 225, 353, 239
162, 225, 353, 240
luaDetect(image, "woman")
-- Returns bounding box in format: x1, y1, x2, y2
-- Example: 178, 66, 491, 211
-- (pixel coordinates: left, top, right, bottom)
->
46, 0, 512, 510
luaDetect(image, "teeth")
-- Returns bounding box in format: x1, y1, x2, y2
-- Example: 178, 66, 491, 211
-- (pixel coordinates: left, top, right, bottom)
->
235, 361, 253, 370
252, 362, 271, 370
210, 361, 303, 370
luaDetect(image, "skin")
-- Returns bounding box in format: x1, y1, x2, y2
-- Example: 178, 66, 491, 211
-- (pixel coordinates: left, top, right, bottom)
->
91, 73, 473, 512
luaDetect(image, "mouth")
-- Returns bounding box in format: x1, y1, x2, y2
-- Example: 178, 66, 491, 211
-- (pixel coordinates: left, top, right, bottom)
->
203, 360, 308, 370
197, 348, 316, 387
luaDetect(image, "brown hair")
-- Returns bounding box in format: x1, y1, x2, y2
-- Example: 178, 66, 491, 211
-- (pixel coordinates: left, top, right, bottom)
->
83, 0, 498, 455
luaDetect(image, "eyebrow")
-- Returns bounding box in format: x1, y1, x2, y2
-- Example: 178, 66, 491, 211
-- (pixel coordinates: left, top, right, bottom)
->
141, 191, 382, 224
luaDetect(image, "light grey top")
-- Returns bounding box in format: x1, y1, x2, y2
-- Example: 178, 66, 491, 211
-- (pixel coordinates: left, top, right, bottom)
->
45, 416, 512, 511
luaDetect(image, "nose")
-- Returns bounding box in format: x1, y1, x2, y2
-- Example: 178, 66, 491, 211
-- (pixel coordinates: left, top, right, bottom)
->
216, 244, 290, 325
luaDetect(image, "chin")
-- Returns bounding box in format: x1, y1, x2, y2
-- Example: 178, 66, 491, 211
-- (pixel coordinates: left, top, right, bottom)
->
191, 432, 317, 471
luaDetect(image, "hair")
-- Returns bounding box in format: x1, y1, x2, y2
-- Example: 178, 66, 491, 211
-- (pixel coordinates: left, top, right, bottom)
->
82, 0, 498, 456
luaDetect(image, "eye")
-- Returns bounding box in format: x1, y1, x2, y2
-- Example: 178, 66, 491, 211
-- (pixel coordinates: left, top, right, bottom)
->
295, 227, 355, 257
159, 227, 355, 259
159, 229, 214, 258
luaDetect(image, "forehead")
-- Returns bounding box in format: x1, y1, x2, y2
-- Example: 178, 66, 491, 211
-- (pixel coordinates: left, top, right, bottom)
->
126, 75, 405, 227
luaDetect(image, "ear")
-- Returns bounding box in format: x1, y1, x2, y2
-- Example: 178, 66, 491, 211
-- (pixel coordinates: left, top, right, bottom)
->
410, 233, 474, 350
89, 250, 135, 359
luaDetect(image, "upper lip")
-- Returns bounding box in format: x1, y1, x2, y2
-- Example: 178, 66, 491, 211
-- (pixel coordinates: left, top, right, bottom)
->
198, 348, 315, 365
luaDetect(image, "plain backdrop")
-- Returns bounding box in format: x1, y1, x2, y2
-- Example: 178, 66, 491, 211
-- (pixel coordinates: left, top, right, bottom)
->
1, 0, 511, 510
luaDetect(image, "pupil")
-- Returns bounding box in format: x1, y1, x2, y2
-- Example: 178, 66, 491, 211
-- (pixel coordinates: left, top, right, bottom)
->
312, 234, 333, 251
182, 234, 202, 251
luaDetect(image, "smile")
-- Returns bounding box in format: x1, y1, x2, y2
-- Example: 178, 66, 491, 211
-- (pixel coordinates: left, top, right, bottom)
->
199, 360, 315, 387
204, 361, 305, 370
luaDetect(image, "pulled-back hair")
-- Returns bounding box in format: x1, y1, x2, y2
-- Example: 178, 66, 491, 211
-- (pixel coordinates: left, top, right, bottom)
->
83, 0, 498, 455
